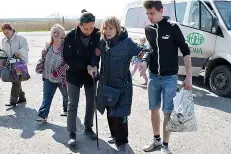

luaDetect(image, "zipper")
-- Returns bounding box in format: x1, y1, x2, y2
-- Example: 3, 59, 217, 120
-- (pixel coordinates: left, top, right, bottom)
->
9, 40, 12, 57
155, 24, 160, 75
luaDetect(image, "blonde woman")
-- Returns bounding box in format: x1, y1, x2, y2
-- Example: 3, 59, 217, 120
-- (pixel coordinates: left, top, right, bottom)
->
36, 24, 69, 122
1, 23, 29, 107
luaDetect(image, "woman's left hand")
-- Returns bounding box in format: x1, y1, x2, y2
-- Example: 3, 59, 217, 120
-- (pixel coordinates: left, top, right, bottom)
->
50, 73, 55, 78
15, 51, 20, 58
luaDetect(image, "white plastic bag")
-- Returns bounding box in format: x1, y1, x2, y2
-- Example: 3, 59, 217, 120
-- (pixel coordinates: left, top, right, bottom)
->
166, 88, 197, 132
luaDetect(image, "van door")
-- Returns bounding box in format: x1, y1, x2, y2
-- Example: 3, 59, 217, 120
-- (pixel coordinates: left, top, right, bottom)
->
175, 1, 217, 76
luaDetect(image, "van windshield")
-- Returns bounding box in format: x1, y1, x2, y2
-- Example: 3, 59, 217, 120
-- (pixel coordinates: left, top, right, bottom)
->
215, 1, 231, 30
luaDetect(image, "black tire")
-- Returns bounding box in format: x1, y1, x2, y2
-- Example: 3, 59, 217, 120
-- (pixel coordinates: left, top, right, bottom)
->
209, 65, 231, 97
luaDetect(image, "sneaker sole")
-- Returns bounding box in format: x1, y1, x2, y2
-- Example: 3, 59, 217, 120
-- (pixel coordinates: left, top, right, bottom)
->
143, 144, 162, 152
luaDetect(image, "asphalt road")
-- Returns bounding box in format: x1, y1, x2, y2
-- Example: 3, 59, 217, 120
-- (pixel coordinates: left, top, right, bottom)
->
0, 32, 231, 154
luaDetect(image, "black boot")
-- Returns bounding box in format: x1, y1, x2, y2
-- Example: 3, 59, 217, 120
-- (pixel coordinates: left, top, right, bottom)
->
17, 97, 27, 104
84, 127, 97, 140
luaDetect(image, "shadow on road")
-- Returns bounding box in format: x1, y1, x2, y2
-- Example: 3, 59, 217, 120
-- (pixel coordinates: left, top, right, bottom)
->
0, 103, 37, 139
132, 83, 147, 90
0, 104, 135, 153
178, 75, 231, 114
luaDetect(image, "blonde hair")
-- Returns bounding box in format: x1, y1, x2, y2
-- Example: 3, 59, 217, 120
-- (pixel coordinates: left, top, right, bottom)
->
100, 16, 121, 39
49, 24, 65, 45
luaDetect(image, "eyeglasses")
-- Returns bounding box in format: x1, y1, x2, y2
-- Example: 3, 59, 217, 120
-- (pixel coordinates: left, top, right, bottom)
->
80, 15, 95, 23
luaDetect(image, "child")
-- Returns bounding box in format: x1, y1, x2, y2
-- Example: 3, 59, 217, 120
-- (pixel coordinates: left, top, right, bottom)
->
131, 37, 148, 85
89, 16, 145, 154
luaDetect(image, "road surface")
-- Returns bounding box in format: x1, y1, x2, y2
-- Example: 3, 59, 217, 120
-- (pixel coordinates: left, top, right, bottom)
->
0, 32, 231, 154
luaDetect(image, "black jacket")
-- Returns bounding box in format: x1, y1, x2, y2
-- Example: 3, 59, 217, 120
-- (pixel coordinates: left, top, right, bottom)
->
143, 17, 190, 76
63, 26, 100, 87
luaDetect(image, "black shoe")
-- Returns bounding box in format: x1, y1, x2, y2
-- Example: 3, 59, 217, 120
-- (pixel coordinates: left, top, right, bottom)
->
17, 98, 26, 104
68, 132, 76, 146
60, 111, 67, 117
84, 127, 97, 140
5, 102, 17, 107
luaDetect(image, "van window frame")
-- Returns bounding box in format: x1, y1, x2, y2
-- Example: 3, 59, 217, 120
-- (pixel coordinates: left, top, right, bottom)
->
174, 0, 216, 34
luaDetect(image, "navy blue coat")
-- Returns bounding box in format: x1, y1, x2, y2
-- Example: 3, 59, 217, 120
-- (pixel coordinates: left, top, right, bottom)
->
96, 28, 143, 117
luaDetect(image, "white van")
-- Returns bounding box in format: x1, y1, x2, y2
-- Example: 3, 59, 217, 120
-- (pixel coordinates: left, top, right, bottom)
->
121, 0, 231, 97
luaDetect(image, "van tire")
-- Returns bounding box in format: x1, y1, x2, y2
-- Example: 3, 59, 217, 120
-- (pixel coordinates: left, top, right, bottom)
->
209, 65, 231, 97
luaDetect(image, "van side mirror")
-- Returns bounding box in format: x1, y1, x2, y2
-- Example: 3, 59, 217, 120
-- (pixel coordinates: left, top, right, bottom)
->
212, 17, 219, 33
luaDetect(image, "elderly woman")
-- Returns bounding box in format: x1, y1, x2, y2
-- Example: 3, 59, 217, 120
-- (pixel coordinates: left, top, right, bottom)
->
36, 24, 69, 122
1, 23, 29, 107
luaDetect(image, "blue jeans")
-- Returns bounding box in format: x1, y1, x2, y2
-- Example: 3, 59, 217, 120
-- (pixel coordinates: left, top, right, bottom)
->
148, 73, 178, 113
38, 79, 68, 118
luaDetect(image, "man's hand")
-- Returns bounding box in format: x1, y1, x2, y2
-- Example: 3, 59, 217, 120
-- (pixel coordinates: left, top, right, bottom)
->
183, 76, 192, 90
139, 61, 148, 75
87, 65, 98, 78
95, 48, 101, 56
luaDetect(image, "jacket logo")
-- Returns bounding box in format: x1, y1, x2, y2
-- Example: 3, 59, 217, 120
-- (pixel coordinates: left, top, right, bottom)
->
69, 45, 71, 48
162, 35, 170, 40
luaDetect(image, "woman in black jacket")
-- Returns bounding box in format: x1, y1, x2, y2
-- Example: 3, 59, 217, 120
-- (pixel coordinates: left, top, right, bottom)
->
63, 10, 100, 146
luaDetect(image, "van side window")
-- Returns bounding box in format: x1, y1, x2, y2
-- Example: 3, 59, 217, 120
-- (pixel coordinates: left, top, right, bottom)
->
125, 8, 140, 28
175, 2, 187, 24
201, 4, 213, 32
188, 1, 200, 29
125, 7, 149, 28
185, 1, 213, 33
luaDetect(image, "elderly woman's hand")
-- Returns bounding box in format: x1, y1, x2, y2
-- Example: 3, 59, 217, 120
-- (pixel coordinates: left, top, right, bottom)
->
87, 65, 98, 78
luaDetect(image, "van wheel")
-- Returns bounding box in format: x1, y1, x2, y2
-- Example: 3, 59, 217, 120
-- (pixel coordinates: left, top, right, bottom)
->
209, 65, 231, 97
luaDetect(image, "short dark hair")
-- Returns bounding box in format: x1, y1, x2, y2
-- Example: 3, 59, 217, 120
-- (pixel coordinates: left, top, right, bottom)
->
143, 0, 163, 11
79, 10, 95, 25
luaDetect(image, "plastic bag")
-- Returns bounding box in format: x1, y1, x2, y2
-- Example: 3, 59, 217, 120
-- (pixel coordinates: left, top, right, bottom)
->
11, 59, 30, 82
166, 88, 197, 132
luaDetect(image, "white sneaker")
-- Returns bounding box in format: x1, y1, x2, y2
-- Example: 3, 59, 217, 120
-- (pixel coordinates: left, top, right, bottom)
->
36, 116, 47, 122
161, 146, 172, 154
68, 139, 76, 146
143, 138, 162, 152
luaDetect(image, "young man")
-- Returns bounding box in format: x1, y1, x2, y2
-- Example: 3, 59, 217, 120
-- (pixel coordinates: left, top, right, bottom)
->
140, 1, 192, 154
63, 10, 100, 145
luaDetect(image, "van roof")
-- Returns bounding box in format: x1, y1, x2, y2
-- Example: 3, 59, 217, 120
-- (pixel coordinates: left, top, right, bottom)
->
126, 0, 231, 8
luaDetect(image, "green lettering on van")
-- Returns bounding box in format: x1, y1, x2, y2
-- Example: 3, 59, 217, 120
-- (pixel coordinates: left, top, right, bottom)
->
190, 47, 203, 54
187, 33, 204, 45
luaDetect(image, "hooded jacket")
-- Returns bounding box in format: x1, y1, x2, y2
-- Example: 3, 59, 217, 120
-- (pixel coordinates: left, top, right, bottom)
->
96, 27, 143, 117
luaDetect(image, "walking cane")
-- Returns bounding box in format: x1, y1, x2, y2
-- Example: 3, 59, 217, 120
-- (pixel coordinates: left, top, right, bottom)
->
93, 72, 100, 149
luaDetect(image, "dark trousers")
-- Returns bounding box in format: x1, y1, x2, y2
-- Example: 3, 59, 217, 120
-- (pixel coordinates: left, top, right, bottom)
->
10, 82, 25, 103
107, 116, 128, 146
67, 82, 95, 133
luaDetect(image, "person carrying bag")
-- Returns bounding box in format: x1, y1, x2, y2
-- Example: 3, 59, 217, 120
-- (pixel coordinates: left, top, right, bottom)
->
1, 23, 29, 107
